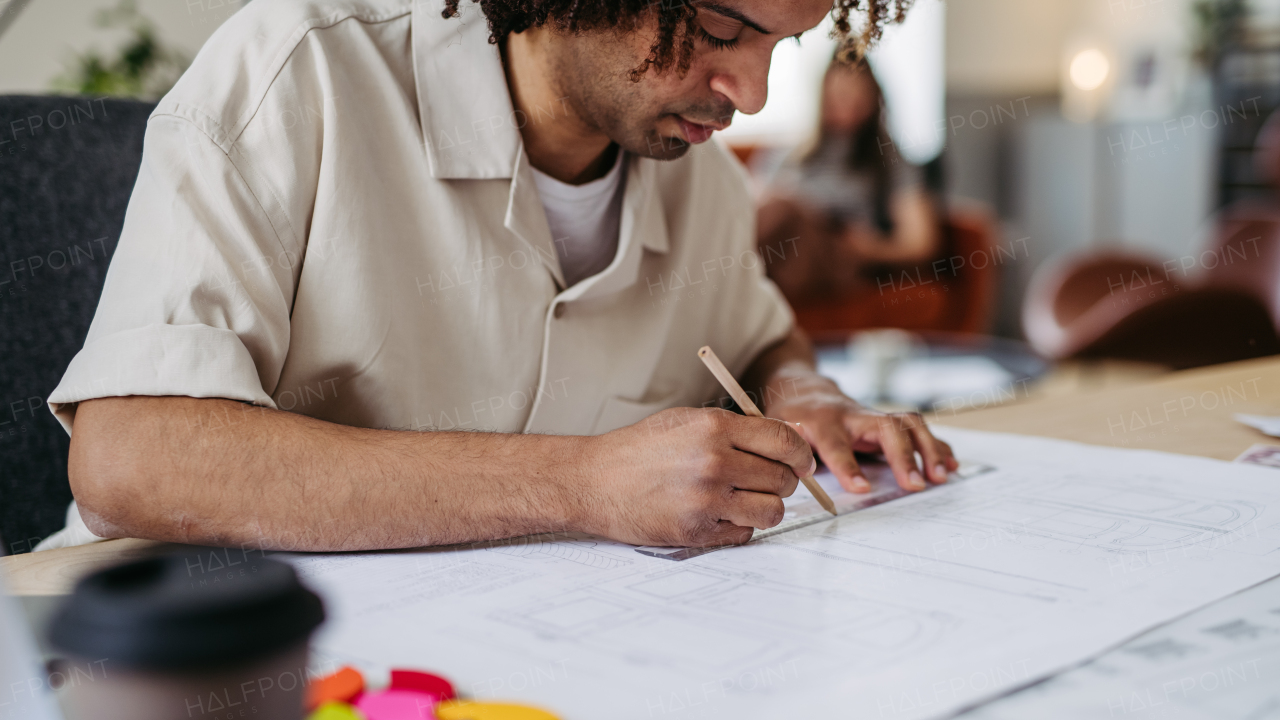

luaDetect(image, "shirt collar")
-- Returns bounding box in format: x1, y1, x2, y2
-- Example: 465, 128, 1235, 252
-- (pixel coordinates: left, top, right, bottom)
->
558, 156, 671, 302
412, 0, 521, 180
410, 2, 669, 256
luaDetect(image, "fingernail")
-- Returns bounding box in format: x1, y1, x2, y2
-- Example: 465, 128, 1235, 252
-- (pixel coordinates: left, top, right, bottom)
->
909, 471, 926, 490
934, 464, 948, 483
808, 457, 818, 476
852, 476, 871, 492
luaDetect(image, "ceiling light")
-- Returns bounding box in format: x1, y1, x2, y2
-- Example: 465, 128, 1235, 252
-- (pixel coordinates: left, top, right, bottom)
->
1069, 49, 1110, 92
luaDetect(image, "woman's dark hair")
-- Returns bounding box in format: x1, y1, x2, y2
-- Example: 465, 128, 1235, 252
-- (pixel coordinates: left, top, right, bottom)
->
806, 58, 897, 230
442, 0, 914, 81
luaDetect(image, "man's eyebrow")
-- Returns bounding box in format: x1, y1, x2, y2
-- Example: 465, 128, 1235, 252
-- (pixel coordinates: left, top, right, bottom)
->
696, 2, 773, 35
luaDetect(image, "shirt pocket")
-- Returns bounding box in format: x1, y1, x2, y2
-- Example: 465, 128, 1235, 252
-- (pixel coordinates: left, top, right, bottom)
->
591, 390, 682, 435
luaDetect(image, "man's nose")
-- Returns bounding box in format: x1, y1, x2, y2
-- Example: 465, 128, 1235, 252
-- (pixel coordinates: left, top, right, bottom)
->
708, 50, 771, 116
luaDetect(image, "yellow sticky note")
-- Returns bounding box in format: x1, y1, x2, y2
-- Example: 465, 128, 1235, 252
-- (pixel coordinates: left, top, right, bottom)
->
309, 700, 366, 720
435, 700, 559, 720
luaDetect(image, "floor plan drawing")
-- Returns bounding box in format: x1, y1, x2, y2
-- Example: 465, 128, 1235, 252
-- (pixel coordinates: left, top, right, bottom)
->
489, 561, 961, 677
959, 573, 1280, 720
486, 534, 636, 570
286, 427, 1280, 720
895, 478, 1263, 554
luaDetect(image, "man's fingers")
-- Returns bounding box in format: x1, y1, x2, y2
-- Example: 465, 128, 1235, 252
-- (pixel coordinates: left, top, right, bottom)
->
878, 415, 927, 492
688, 520, 754, 548
719, 449, 800, 498
720, 490, 786, 531
941, 439, 960, 471
802, 419, 870, 493
720, 413, 814, 479
907, 421, 956, 484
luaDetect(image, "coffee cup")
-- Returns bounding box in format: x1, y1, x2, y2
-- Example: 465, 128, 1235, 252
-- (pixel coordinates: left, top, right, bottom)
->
48, 549, 325, 720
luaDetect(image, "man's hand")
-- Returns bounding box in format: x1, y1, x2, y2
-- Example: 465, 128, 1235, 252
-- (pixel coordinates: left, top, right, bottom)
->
581, 408, 814, 548
744, 326, 958, 494
766, 371, 957, 493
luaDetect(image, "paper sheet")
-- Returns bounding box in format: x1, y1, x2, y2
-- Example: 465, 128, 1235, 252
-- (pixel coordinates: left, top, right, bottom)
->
286, 427, 1280, 720
1235, 413, 1280, 438
0, 570, 63, 720
958, 575, 1280, 719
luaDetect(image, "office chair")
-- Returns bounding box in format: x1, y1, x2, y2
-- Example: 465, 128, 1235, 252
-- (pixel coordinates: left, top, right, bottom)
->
0, 95, 154, 553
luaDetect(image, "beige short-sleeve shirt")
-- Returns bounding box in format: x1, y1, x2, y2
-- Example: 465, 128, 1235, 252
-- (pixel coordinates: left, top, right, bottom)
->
48, 0, 794, 439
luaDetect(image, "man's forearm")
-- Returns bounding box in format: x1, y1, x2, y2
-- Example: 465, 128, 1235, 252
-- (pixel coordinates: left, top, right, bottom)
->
69, 396, 593, 551
742, 325, 838, 416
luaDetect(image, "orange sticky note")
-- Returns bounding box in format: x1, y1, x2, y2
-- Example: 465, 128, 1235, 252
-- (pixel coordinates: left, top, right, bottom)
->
307, 666, 366, 710
435, 701, 559, 720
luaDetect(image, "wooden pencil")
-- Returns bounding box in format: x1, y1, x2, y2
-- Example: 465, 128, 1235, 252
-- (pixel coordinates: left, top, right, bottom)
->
697, 346, 839, 516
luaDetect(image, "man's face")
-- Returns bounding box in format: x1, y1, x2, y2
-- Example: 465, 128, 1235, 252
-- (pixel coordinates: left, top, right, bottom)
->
548, 0, 834, 160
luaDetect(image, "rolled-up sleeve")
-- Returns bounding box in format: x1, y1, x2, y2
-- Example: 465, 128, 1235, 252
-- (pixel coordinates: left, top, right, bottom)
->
49, 114, 297, 432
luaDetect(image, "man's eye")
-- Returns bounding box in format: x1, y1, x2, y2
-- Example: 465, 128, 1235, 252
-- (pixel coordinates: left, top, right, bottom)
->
697, 26, 740, 50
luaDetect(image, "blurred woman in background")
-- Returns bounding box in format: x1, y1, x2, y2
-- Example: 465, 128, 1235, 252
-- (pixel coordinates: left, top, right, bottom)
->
758, 57, 940, 303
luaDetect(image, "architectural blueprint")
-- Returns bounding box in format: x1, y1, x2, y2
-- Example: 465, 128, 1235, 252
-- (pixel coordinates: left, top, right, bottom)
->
287, 427, 1280, 720
959, 574, 1280, 720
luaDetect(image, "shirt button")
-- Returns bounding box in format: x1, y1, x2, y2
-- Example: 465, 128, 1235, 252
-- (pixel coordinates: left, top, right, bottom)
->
553, 303, 566, 319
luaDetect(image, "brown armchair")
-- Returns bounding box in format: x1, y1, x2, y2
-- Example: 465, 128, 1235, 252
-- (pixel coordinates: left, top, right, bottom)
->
788, 205, 1001, 339
1022, 207, 1280, 370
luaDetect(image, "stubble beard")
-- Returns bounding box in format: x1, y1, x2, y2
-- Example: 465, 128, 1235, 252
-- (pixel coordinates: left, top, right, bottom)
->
550, 33, 700, 162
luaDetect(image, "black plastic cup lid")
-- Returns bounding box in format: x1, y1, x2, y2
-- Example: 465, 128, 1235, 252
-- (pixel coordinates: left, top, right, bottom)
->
50, 550, 325, 671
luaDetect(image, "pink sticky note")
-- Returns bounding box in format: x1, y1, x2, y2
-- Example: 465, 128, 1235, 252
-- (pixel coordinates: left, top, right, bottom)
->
355, 689, 440, 720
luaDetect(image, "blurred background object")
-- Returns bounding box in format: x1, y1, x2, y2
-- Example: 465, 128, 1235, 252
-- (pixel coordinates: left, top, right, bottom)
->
50, 0, 189, 100
755, 59, 942, 308
0, 568, 63, 720
720, 0, 1280, 409
0, 0, 36, 41
0, 0, 238, 96
816, 330, 1048, 414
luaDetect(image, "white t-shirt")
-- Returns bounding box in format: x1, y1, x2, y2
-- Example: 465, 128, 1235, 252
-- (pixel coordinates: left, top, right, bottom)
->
531, 147, 628, 287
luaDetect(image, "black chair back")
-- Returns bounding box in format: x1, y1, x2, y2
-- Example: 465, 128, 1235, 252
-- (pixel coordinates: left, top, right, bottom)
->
0, 95, 154, 554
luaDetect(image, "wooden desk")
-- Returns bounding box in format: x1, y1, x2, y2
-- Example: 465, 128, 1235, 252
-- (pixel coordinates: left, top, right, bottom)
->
937, 354, 1280, 460
5, 356, 1279, 597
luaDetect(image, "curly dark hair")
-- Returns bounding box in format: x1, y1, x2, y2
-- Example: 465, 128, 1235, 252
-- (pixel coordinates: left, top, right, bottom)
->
442, 0, 914, 81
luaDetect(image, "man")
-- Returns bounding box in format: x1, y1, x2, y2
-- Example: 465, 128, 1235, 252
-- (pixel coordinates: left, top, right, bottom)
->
44, 0, 955, 552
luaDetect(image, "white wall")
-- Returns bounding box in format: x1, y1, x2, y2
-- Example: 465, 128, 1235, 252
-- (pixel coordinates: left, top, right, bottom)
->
0, 0, 242, 94
946, 0, 1079, 96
